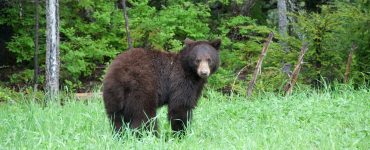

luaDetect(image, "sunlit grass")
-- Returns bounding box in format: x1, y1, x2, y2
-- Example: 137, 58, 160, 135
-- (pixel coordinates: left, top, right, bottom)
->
0, 88, 369, 149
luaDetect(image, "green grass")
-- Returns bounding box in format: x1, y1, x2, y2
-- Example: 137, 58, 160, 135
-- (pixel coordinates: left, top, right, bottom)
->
0, 88, 369, 149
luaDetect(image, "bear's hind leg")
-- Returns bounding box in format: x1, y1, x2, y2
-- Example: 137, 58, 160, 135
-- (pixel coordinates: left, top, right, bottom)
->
108, 110, 125, 133
124, 92, 158, 133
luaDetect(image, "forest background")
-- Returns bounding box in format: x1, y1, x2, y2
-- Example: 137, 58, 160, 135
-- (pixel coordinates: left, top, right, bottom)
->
0, 0, 369, 97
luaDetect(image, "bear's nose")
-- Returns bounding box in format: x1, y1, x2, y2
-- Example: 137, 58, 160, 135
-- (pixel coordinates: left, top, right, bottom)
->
197, 60, 210, 78
199, 70, 209, 77
200, 71, 208, 76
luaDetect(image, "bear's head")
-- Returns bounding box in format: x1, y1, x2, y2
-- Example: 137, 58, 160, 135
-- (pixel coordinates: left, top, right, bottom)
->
179, 38, 221, 79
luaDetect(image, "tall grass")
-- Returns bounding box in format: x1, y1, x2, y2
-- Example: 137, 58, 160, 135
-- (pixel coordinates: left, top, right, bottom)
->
0, 88, 369, 149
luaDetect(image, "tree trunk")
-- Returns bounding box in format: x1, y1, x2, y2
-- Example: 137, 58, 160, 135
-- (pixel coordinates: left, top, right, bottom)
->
33, 0, 39, 91
240, 0, 256, 16
45, 0, 60, 102
18, 0, 23, 19
247, 32, 274, 97
121, 0, 133, 49
278, 0, 288, 52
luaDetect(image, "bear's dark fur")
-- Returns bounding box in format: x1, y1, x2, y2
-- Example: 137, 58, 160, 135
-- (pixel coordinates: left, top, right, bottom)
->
103, 39, 221, 133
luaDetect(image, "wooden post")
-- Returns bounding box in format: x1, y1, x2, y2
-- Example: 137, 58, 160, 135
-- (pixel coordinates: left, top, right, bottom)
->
247, 32, 274, 96
121, 0, 133, 49
344, 43, 357, 83
283, 42, 308, 96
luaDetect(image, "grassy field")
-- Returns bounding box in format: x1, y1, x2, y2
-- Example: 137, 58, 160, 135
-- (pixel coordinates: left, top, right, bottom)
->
0, 87, 369, 149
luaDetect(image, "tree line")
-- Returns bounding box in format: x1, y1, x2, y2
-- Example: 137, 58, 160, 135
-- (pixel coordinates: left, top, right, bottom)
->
0, 0, 369, 99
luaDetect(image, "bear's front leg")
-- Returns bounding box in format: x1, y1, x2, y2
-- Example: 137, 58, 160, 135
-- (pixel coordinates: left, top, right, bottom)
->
168, 106, 193, 133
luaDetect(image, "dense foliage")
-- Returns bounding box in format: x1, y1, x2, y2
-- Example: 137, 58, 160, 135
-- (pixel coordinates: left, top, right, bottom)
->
0, 0, 369, 93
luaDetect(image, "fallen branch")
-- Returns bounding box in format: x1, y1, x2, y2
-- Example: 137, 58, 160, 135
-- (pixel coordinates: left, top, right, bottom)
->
283, 42, 309, 96
246, 32, 274, 97
75, 92, 102, 100
344, 42, 357, 84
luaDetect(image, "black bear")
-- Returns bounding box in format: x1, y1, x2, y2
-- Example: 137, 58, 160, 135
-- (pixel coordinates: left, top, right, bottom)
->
102, 38, 221, 133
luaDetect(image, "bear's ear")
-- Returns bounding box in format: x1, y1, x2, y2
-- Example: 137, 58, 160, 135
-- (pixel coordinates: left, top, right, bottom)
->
211, 39, 221, 50
184, 38, 195, 45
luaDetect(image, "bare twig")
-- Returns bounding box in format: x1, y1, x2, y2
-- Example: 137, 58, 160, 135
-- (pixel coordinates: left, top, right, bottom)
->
230, 66, 248, 98
283, 42, 309, 96
247, 32, 274, 97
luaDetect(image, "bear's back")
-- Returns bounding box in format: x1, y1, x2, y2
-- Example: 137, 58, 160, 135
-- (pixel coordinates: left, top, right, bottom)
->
103, 48, 158, 95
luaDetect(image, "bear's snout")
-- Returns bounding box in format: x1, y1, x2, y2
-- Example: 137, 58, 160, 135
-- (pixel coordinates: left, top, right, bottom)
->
197, 61, 210, 78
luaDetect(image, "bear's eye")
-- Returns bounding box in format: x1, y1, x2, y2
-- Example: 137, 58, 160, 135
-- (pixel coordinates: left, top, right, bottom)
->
207, 58, 212, 63
195, 59, 201, 64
